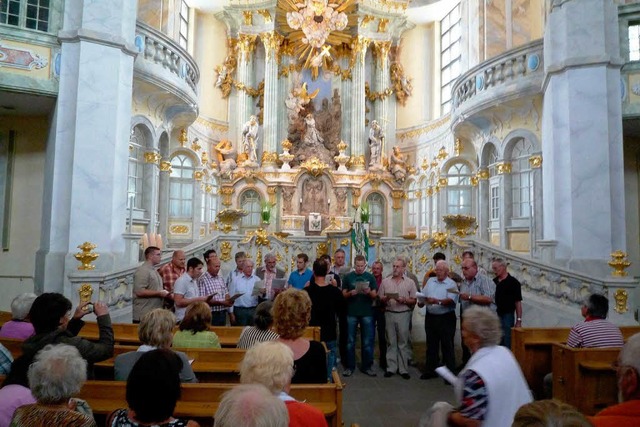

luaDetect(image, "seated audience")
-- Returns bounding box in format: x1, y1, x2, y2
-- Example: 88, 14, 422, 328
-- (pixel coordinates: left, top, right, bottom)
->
513, 400, 592, 427
172, 302, 221, 349
0, 293, 37, 339
10, 344, 96, 427
4, 293, 113, 387
214, 384, 288, 427
273, 289, 327, 384
236, 301, 279, 350
428, 306, 531, 427
0, 343, 12, 375
107, 349, 199, 427
240, 341, 327, 427
590, 332, 640, 426
114, 309, 196, 383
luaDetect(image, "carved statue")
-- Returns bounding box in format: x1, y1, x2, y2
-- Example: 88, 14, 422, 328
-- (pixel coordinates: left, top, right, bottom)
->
303, 114, 324, 148
368, 120, 384, 167
282, 187, 295, 214
241, 115, 259, 164
390, 62, 413, 106
389, 146, 408, 183
214, 55, 237, 99
214, 139, 234, 163
335, 188, 347, 213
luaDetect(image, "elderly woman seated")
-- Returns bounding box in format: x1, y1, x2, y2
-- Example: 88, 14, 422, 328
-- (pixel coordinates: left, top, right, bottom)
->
273, 289, 326, 384
114, 309, 196, 383
108, 349, 199, 427
214, 384, 288, 427
240, 341, 327, 427
173, 302, 221, 349
433, 306, 532, 427
0, 293, 37, 339
236, 300, 279, 350
10, 344, 96, 426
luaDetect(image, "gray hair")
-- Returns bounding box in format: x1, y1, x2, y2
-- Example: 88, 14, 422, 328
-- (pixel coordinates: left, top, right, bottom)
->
462, 306, 502, 347
491, 257, 507, 268
214, 384, 288, 427
11, 293, 37, 320
435, 260, 449, 271
244, 258, 255, 268
619, 333, 640, 374
240, 341, 294, 394
395, 256, 407, 267
28, 344, 87, 404
264, 253, 276, 262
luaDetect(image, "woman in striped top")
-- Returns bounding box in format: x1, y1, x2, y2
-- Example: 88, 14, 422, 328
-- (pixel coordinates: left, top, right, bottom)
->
237, 301, 279, 349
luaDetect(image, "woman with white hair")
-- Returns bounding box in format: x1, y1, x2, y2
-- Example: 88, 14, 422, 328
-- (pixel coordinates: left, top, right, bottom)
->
0, 293, 37, 339
447, 306, 531, 426
9, 344, 96, 426
240, 341, 327, 427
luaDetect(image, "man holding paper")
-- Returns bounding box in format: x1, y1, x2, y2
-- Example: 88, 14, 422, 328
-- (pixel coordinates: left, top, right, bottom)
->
256, 252, 286, 300
229, 258, 260, 326
378, 257, 416, 379
418, 260, 459, 380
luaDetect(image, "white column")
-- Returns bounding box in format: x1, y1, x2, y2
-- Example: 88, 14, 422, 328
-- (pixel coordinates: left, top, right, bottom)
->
260, 31, 281, 168
350, 36, 369, 170
236, 34, 257, 134
35, 0, 137, 294
541, 0, 625, 276
373, 41, 391, 149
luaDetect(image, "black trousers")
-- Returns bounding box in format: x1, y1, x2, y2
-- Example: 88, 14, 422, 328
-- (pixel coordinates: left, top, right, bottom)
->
374, 308, 387, 369
424, 311, 456, 373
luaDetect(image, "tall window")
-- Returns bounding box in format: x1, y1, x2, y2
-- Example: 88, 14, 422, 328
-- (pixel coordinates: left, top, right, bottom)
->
127, 127, 145, 210
490, 185, 500, 221
511, 139, 534, 218
0, 0, 50, 32
407, 182, 417, 229
178, 0, 189, 50
441, 2, 461, 115
420, 178, 428, 229
240, 190, 261, 229
446, 162, 472, 215
367, 192, 385, 233
169, 154, 194, 218
629, 23, 640, 61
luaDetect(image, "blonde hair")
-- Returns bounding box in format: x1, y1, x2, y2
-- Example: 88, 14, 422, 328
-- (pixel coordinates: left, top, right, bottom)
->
273, 288, 311, 339
512, 400, 592, 427
138, 309, 175, 348
240, 341, 294, 393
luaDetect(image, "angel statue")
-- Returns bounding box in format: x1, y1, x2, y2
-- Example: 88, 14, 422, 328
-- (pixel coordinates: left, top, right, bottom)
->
389, 146, 408, 183
241, 115, 259, 164
368, 120, 384, 167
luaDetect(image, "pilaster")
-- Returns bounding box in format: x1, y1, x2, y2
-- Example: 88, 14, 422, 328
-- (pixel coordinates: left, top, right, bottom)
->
350, 36, 370, 170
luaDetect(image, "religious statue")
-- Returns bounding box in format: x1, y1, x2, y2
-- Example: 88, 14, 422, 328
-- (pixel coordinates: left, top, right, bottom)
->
390, 62, 413, 106
282, 187, 295, 214
389, 146, 408, 183
241, 115, 259, 164
335, 188, 347, 214
214, 55, 237, 99
303, 114, 324, 148
302, 178, 327, 214
368, 120, 384, 168
214, 139, 234, 163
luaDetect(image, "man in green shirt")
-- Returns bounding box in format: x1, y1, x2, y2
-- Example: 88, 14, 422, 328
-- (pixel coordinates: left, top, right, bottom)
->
342, 254, 378, 377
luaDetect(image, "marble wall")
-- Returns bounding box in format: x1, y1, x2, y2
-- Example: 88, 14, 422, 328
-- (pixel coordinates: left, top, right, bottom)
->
194, 12, 228, 122
397, 24, 432, 129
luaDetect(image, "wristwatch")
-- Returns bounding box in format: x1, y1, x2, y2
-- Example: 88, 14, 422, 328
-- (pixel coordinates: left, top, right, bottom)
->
516, 317, 522, 321
437, 300, 442, 305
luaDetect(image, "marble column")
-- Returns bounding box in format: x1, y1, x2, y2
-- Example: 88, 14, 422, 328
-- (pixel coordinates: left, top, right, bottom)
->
35, 0, 137, 294
373, 41, 391, 151
236, 34, 257, 141
542, 0, 625, 276
260, 31, 282, 169
349, 36, 369, 170
340, 54, 352, 149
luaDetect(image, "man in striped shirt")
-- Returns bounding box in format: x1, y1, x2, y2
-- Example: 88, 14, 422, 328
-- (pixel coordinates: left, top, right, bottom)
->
567, 294, 623, 348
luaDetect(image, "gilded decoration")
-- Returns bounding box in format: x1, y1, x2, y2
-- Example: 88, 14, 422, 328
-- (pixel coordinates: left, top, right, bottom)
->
144, 151, 160, 164
201, 152, 208, 165
401, 232, 416, 240
179, 129, 188, 147
350, 155, 365, 169
341, 238, 349, 246
237, 34, 258, 61
170, 225, 189, 234
257, 9, 272, 23
390, 62, 413, 106
390, 190, 405, 210
316, 242, 328, 258
378, 18, 389, 33
217, 209, 248, 233
529, 155, 543, 169
614, 289, 629, 314
221, 187, 234, 206
372, 41, 391, 65
242, 227, 271, 248
361, 15, 374, 28
438, 177, 448, 187
477, 169, 490, 180
195, 117, 229, 133
471, 176, 479, 186
442, 214, 477, 237
496, 162, 512, 174
300, 157, 329, 177
430, 231, 448, 250
420, 254, 428, 264
191, 139, 201, 152
437, 147, 448, 160
242, 10, 253, 26
352, 35, 370, 65
365, 82, 394, 103
261, 31, 284, 57
214, 54, 238, 99
352, 188, 361, 208
415, 191, 422, 198
160, 160, 171, 172
267, 186, 277, 204
261, 151, 279, 164
454, 138, 462, 156
609, 251, 631, 277
194, 170, 204, 181
421, 158, 429, 171
397, 116, 449, 141
78, 284, 93, 310
74, 242, 99, 270
365, 171, 385, 189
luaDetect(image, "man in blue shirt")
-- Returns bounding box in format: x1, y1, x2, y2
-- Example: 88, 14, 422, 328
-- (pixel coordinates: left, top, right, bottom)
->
287, 253, 313, 290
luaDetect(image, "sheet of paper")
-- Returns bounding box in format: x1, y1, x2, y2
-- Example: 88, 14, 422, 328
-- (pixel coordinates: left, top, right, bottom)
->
271, 278, 286, 289
229, 292, 245, 302
252, 280, 265, 296
436, 366, 460, 387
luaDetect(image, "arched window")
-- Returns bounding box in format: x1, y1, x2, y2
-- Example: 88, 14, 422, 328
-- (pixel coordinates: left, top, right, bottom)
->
511, 139, 534, 218
407, 181, 417, 230
366, 192, 385, 233
128, 126, 146, 210
240, 189, 262, 229
485, 145, 500, 221
429, 173, 438, 232
420, 177, 428, 229
446, 162, 472, 215
169, 154, 194, 218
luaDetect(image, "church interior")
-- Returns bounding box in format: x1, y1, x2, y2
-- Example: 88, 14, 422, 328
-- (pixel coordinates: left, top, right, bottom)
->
0, 0, 639, 327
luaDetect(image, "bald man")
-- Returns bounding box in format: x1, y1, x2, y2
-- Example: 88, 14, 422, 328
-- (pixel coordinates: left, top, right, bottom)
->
158, 250, 186, 309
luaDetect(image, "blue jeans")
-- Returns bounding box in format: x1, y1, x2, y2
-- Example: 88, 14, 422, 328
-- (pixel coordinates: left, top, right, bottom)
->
325, 340, 337, 380
346, 315, 374, 371
500, 312, 515, 349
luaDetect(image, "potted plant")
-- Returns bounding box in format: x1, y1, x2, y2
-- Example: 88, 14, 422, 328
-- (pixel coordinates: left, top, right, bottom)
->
359, 201, 370, 223
261, 201, 272, 224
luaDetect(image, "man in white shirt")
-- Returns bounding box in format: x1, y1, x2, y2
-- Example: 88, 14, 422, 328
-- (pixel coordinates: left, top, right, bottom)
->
226, 251, 246, 288
229, 258, 260, 326
173, 257, 208, 322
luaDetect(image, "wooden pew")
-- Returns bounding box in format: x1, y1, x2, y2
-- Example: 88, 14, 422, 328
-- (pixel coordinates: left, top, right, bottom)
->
551, 343, 620, 415
94, 345, 247, 382
78, 323, 320, 347
0, 311, 12, 326
78, 370, 344, 427
511, 326, 640, 399
0, 337, 24, 358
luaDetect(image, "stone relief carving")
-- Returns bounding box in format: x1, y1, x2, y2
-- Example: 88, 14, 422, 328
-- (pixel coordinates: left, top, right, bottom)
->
282, 187, 295, 214
335, 188, 348, 214
301, 177, 328, 215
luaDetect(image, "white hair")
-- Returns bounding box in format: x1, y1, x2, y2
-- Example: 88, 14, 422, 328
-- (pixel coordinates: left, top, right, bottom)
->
240, 341, 294, 393
214, 384, 288, 427
28, 344, 87, 404
620, 333, 640, 374
11, 293, 37, 320
462, 306, 502, 347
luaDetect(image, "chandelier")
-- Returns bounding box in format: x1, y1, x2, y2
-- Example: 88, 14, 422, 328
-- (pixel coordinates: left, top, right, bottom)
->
286, 0, 348, 49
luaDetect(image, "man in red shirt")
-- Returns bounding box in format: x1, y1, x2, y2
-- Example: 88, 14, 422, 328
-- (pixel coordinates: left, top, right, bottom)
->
157, 250, 185, 309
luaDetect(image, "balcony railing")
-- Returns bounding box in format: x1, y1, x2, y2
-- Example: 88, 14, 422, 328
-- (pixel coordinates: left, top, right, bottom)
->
451, 40, 544, 118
